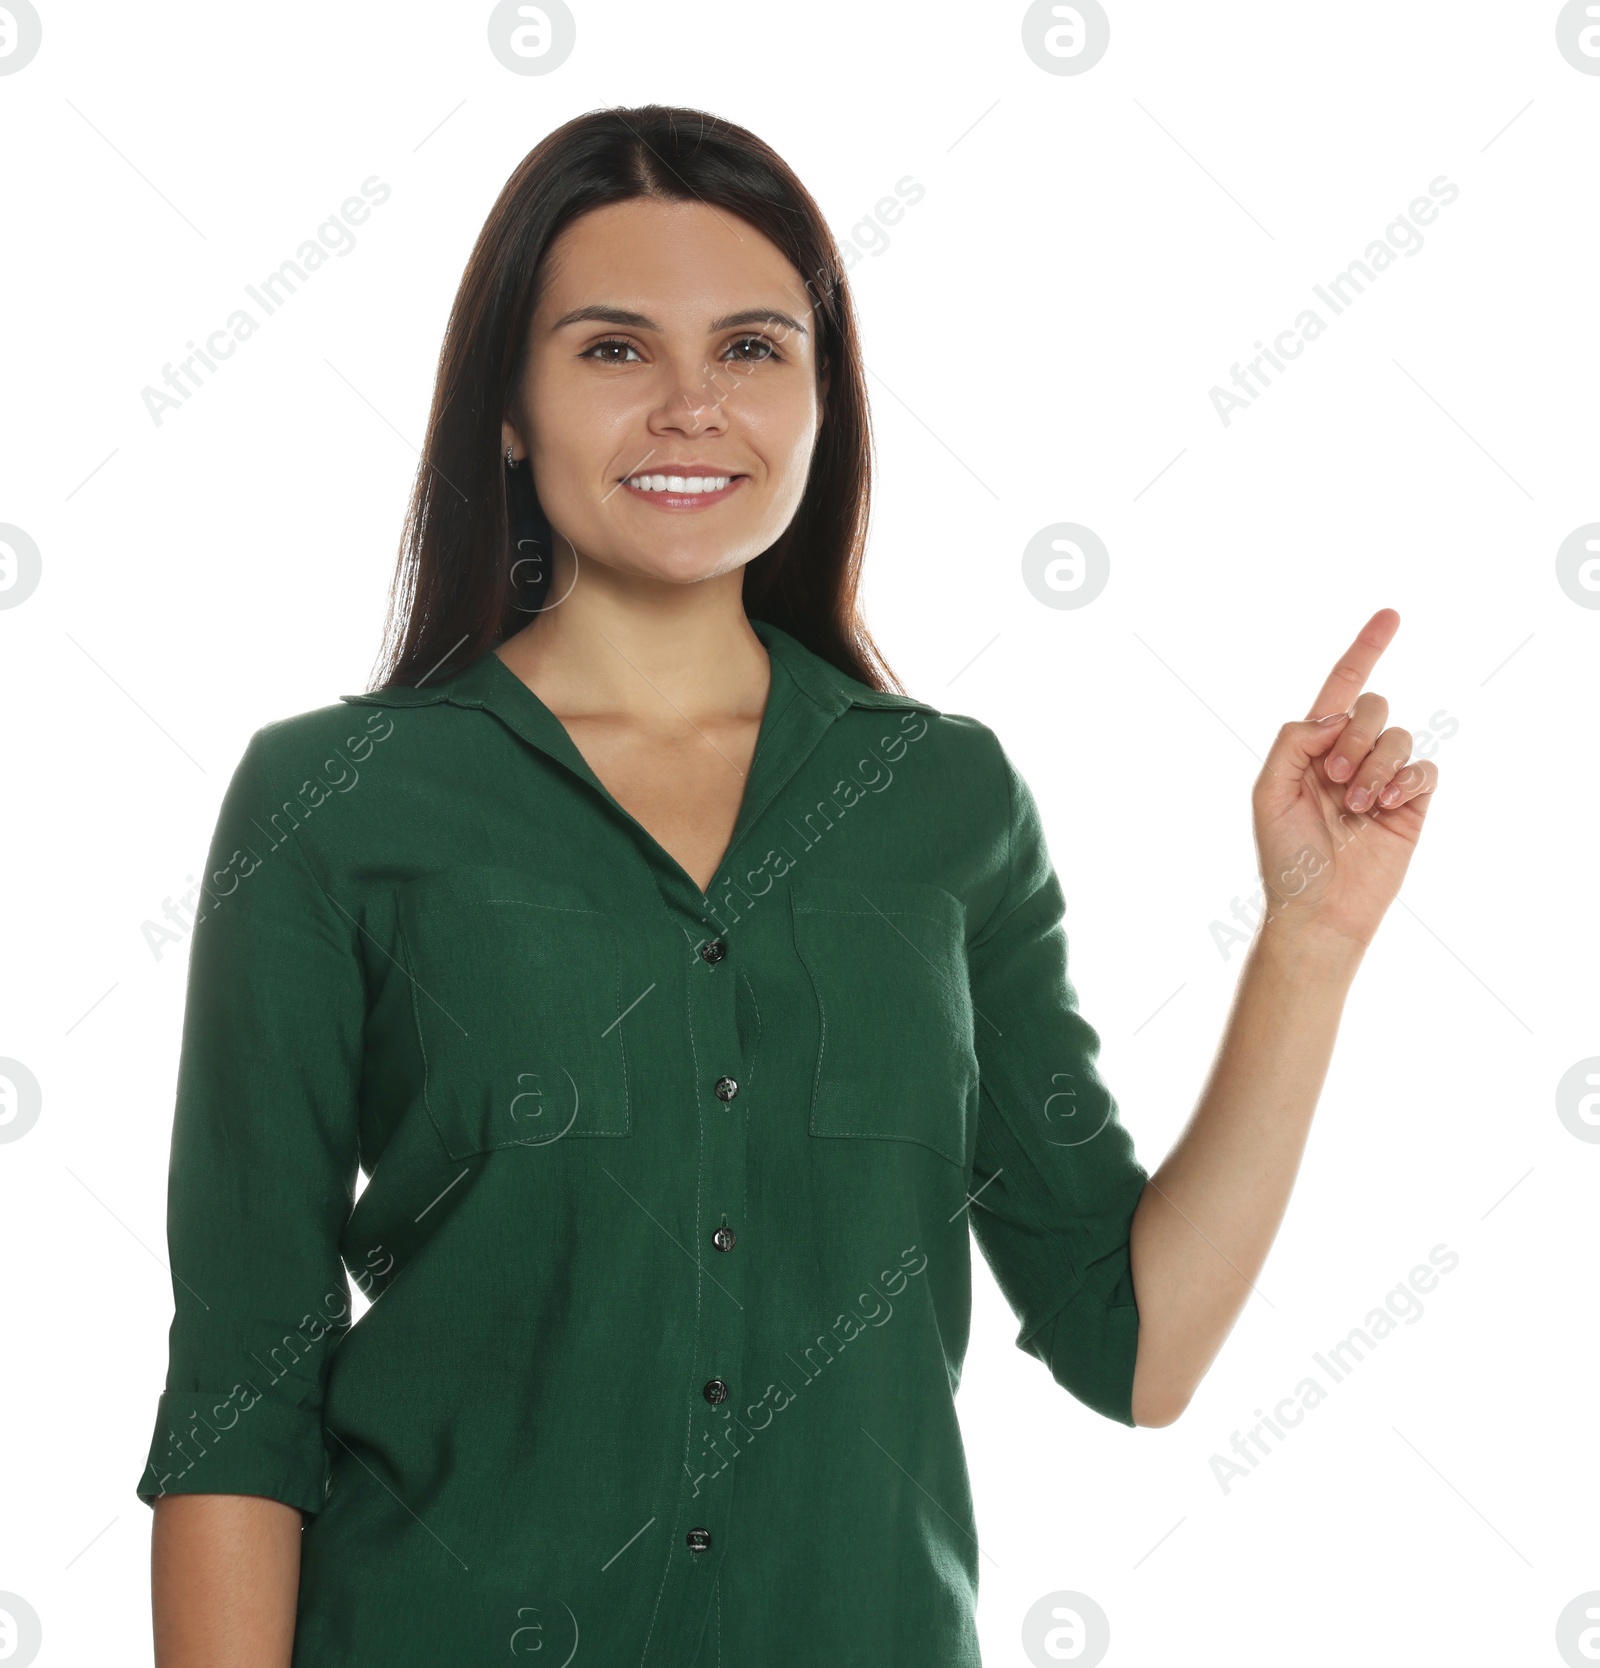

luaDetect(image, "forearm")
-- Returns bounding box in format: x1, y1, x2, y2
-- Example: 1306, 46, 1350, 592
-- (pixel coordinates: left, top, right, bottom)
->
151, 1493, 303, 1668
1127, 916, 1365, 1425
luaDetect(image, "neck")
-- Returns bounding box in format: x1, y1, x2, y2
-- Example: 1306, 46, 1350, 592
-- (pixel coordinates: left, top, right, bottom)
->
494, 574, 770, 727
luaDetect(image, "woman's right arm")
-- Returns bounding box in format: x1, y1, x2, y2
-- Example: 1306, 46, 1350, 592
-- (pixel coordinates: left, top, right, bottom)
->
152, 1495, 303, 1668
136, 725, 369, 1658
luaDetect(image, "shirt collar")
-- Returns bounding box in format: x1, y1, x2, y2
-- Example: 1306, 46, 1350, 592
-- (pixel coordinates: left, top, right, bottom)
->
339, 619, 937, 909
339, 618, 938, 720
756, 620, 939, 717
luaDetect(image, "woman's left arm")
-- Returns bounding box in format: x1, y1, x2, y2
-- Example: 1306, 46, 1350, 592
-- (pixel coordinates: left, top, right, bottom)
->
1128, 607, 1438, 1428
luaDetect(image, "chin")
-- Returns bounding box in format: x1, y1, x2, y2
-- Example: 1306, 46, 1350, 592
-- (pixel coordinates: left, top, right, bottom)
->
610, 547, 752, 588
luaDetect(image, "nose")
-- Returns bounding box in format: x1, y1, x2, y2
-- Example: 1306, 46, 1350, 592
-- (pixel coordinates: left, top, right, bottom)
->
659, 335, 743, 421
648, 377, 730, 440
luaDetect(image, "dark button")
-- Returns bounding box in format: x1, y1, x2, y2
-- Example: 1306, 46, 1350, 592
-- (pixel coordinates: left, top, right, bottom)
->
699, 939, 727, 965
703, 1378, 729, 1404
686, 1527, 712, 1552
712, 1225, 737, 1252
713, 1076, 739, 1102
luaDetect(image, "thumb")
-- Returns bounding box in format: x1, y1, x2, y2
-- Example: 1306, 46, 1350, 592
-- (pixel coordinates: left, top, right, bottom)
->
1255, 711, 1351, 799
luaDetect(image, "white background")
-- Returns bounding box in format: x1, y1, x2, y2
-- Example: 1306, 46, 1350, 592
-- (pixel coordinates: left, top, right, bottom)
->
2, 3, 1595, 1664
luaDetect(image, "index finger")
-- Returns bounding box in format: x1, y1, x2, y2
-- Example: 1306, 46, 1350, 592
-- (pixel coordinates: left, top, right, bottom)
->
1304, 608, 1401, 720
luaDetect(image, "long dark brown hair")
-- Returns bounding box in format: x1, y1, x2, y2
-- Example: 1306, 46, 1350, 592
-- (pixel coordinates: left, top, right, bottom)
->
370, 103, 904, 696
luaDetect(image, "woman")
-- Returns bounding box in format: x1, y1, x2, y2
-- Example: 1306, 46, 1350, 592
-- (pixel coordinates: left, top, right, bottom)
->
138, 104, 1436, 1666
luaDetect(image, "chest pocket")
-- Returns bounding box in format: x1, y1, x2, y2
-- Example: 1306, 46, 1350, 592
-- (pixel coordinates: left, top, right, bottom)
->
791, 877, 977, 1169
395, 867, 632, 1158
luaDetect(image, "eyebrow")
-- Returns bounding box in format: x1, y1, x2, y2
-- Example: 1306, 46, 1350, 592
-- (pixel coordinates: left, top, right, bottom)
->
550, 304, 810, 338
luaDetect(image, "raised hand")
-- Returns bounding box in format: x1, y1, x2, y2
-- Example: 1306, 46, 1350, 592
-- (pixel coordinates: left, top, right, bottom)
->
1250, 608, 1438, 949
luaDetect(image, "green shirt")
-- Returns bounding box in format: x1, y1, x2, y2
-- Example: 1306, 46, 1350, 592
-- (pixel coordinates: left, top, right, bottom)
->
136, 618, 1148, 1666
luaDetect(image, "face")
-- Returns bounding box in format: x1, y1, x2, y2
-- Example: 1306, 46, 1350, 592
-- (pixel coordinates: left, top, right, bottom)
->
502, 197, 830, 592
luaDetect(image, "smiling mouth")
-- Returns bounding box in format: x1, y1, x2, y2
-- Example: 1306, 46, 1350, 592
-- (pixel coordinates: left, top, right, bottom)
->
621, 471, 746, 492
618, 472, 748, 509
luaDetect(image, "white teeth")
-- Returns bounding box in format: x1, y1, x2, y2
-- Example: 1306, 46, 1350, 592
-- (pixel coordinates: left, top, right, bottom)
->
624, 474, 733, 493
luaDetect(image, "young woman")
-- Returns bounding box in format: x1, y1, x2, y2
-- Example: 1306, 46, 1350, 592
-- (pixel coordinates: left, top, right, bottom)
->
138, 104, 1437, 1667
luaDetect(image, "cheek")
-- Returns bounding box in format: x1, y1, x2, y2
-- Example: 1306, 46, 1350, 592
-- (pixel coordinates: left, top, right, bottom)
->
534, 423, 594, 483
747, 387, 822, 485
527, 381, 629, 509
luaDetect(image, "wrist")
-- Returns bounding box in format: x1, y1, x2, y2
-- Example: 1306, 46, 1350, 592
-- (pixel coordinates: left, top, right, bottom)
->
1254, 908, 1367, 982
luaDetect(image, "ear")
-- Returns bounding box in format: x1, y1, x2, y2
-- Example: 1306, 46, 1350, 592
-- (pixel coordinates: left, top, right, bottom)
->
818, 353, 832, 407
500, 416, 522, 460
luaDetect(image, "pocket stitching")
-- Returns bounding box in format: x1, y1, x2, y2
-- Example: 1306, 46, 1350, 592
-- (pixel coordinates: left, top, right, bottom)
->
793, 891, 973, 1168
399, 898, 632, 1155
735, 966, 761, 1099
611, 927, 631, 1137
792, 906, 952, 932
399, 918, 445, 1154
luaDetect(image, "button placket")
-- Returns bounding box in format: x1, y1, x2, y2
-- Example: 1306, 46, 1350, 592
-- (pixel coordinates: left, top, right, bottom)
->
659, 906, 749, 1644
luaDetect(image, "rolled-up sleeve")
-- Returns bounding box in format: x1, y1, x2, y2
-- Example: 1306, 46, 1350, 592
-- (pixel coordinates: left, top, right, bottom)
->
135, 727, 365, 1514
966, 738, 1148, 1426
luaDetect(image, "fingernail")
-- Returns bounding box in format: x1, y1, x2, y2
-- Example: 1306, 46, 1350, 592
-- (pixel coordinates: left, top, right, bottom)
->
1348, 786, 1371, 811
1378, 783, 1400, 806
1327, 755, 1350, 780
1315, 711, 1350, 726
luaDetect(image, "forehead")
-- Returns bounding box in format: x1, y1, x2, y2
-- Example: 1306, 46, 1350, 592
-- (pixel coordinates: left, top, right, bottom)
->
537, 198, 813, 326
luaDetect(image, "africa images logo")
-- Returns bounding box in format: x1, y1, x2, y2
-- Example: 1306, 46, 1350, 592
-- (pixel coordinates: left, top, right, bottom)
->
1208, 177, 1460, 428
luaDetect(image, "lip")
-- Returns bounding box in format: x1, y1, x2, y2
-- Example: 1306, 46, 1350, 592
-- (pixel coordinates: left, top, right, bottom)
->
620, 464, 747, 479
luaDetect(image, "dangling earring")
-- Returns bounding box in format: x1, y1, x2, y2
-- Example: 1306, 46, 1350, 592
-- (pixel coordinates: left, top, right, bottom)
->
505, 446, 520, 470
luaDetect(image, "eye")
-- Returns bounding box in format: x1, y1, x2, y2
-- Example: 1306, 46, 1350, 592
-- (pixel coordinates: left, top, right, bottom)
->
579, 333, 782, 367
725, 334, 779, 363
581, 337, 642, 365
